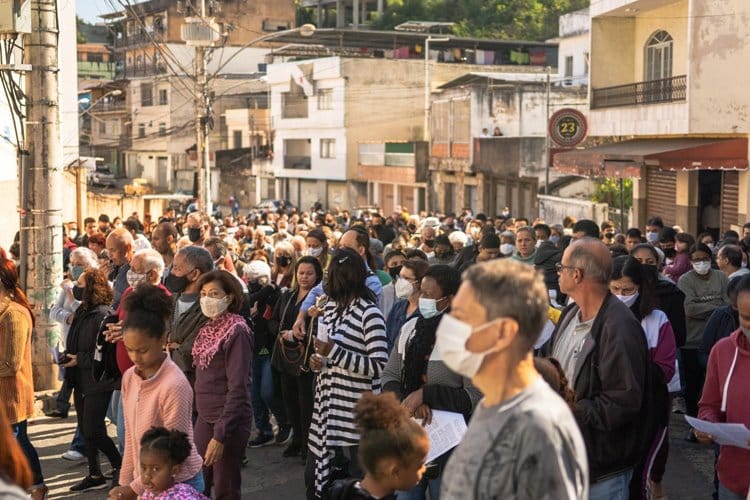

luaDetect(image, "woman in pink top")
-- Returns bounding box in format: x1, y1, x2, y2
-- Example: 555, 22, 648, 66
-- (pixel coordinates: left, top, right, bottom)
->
107, 285, 204, 500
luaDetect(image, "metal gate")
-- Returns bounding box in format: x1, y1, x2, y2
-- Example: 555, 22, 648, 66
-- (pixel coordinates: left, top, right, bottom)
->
720, 171, 739, 232
646, 168, 676, 226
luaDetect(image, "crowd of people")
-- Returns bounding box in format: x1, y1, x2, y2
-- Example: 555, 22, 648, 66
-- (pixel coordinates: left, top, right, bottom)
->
1, 203, 750, 499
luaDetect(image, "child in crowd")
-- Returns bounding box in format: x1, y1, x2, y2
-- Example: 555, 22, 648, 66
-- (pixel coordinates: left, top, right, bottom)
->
326, 392, 430, 500
139, 428, 208, 500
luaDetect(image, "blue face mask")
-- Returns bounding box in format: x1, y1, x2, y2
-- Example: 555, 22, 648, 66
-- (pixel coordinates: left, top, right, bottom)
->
69, 265, 85, 281
419, 297, 445, 319
550, 235, 560, 245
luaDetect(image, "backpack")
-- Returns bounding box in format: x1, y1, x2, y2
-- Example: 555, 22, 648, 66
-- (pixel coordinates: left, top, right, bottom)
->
93, 313, 122, 384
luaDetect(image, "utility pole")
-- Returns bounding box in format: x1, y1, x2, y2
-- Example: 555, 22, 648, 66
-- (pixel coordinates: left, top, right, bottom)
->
544, 65, 551, 195
22, 0, 63, 390
192, 0, 212, 216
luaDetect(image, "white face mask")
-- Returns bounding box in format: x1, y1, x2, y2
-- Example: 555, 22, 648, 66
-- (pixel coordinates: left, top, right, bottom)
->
126, 270, 148, 288
307, 247, 323, 258
394, 278, 414, 299
500, 243, 514, 256
646, 231, 659, 243
615, 291, 640, 308
200, 296, 230, 318
435, 314, 497, 379
692, 261, 711, 275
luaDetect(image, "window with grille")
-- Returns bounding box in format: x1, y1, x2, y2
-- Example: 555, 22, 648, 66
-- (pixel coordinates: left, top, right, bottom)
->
159, 123, 167, 137
141, 83, 153, 106
138, 124, 146, 138
159, 89, 168, 105
318, 89, 333, 110
320, 139, 335, 159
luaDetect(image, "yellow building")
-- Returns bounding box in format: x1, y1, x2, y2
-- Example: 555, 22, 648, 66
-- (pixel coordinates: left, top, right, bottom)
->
555, 0, 750, 235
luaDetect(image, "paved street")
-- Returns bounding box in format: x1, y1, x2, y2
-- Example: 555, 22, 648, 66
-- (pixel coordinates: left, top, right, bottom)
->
29, 399, 714, 499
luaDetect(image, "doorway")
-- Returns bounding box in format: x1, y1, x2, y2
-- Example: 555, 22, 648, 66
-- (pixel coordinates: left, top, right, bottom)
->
698, 170, 721, 240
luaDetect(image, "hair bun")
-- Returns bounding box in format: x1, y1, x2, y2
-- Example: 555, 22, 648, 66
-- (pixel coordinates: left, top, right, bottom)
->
123, 284, 172, 316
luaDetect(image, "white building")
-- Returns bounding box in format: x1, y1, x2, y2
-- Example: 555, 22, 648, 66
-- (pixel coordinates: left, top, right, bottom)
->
548, 8, 590, 87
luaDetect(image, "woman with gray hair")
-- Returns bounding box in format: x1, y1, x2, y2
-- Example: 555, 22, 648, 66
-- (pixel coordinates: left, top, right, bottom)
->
47, 247, 99, 460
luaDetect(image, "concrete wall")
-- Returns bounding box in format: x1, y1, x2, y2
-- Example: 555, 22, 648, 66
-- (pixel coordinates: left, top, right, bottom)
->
689, 0, 750, 135
538, 195, 609, 226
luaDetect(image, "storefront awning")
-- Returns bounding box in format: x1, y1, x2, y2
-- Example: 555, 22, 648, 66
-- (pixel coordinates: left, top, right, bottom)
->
553, 138, 748, 178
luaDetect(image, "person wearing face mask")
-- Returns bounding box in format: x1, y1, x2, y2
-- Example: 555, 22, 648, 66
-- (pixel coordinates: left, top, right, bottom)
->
693, 274, 750, 500
533, 224, 563, 302
546, 238, 648, 499
438, 259, 588, 499
645, 217, 665, 245
306, 229, 331, 272
610, 256, 677, 499
106, 228, 135, 310
164, 246, 214, 386
677, 243, 729, 420
382, 265, 480, 500
244, 259, 292, 449
657, 228, 678, 266
384, 259, 428, 353
459, 233, 501, 272
185, 212, 210, 247
418, 226, 437, 259
428, 235, 455, 266
193, 270, 253, 499
272, 242, 297, 289
380, 251, 406, 320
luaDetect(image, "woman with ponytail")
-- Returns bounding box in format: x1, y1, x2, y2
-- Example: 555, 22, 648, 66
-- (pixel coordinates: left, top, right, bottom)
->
0, 257, 47, 499
327, 392, 429, 500
108, 285, 204, 500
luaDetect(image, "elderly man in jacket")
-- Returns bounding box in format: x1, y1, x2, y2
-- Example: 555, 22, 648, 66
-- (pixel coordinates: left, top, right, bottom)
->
546, 238, 649, 500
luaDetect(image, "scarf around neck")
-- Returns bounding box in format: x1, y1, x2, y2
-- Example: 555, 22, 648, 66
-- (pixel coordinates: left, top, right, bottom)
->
192, 312, 248, 370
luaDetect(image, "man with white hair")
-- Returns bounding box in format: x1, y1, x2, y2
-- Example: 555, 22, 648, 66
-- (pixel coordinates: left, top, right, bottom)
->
448, 231, 468, 253
106, 228, 135, 310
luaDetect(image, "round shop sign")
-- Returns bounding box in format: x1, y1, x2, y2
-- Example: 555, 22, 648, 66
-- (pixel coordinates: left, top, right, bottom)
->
549, 108, 587, 147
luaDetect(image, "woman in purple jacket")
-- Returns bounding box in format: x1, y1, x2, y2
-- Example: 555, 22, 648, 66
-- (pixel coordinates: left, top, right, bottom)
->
192, 270, 253, 500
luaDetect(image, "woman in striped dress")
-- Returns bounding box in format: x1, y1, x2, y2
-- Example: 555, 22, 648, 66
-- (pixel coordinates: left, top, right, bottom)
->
305, 247, 389, 500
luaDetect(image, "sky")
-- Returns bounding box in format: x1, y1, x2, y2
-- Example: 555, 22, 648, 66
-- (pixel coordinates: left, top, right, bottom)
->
76, 0, 120, 23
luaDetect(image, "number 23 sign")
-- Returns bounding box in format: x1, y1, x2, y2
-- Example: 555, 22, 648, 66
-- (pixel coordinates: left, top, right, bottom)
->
549, 108, 587, 147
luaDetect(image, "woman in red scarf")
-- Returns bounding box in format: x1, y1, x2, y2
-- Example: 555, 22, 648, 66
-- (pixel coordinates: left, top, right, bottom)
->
192, 270, 253, 499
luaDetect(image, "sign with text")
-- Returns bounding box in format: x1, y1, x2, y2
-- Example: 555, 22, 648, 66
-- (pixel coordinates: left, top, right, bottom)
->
549, 108, 587, 147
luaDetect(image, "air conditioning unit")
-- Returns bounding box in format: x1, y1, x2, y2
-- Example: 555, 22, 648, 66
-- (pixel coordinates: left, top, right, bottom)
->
0, 0, 31, 34
181, 17, 222, 46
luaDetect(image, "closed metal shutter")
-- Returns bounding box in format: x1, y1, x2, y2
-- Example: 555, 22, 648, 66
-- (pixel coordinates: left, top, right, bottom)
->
646, 168, 677, 225
721, 171, 739, 232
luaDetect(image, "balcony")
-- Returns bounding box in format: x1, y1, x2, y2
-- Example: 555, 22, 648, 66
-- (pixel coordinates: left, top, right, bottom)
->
120, 63, 169, 78
90, 101, 127, 113
283, 155, 311, 169
591, 75, 687, 109
114, 30, 165, 48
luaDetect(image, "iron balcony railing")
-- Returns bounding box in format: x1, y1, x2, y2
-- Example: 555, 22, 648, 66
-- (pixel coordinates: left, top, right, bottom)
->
591, 75, 687, 109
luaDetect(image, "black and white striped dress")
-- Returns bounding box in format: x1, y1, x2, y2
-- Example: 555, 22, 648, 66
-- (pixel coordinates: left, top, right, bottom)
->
307, 296, 388, 497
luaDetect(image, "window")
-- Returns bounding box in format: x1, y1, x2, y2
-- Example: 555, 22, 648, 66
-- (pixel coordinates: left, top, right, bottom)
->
317, 89, 333, 110
138, 124, 146, 138
140, 83, 153, 106
233, 130, 243, 149
583, 52, 589, 76
645, 30, 673, 81
320, 139, 335, 159
281, 92, 308, 119
159, 123, 167, 137
564, 56, 573, 78
159, 89, 168, 105
99, 121, 107, 135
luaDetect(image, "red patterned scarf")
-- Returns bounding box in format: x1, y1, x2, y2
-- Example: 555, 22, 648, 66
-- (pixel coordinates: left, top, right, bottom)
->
192, 313, 248, 370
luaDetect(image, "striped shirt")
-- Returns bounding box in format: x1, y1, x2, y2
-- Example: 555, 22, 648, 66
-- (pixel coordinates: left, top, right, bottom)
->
308, 297, 388, 496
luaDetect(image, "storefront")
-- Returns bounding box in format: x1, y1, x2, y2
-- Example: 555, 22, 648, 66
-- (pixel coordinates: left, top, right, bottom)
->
553, 137, 748, 233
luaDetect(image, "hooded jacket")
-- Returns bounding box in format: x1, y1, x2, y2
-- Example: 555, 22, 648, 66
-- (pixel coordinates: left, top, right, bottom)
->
534, 241, 562, 294
698, 330, 750, 496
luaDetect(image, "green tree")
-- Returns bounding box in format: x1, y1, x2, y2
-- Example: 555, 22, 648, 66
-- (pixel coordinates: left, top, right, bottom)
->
592, 178, 633, 211
76, 16, 88, 44
373, 0, 588, 41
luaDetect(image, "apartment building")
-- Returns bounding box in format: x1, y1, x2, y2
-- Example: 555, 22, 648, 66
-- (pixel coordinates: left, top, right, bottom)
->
102, 0, 294, 192
547, 7, 589, 87
554, 0, 750, 234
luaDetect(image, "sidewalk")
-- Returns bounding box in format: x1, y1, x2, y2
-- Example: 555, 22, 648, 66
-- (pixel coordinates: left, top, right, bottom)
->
28, 409, 306, 499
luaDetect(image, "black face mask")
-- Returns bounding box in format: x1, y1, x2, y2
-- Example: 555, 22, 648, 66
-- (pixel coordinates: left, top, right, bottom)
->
187, 227, 202, 243
424, 239, 436, 248
435, 251, 453, 260
72, 285, 84, 301
277, 256, 291, 267
164, 272, 190, 294
388, 266, 402, 280
408, 224, 417, 233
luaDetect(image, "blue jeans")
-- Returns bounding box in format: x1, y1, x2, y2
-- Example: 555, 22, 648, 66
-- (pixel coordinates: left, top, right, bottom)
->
396, 476, 441, 500
182, 470, 205, 493
589, 469, 632, 500
108, 390, 125, 452
251, 352, 288, 435
718, 483, 746, 500
12, 420, 44, 486
71, 427, 85, 454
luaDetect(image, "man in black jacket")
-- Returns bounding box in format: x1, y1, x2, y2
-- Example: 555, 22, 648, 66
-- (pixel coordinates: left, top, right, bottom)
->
546, 238, 648, 499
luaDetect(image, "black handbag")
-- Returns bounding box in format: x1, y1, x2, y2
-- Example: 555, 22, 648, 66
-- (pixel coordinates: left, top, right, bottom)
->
270, 292, 315, 376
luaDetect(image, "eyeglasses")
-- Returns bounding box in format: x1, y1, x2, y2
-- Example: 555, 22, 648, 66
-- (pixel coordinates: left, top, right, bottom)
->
555, 263, 579, 273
